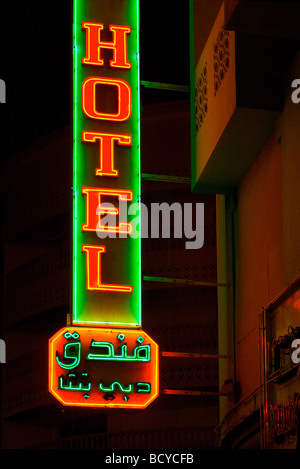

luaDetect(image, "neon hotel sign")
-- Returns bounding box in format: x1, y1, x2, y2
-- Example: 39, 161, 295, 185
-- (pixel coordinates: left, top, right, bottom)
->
49, 0, 159, 409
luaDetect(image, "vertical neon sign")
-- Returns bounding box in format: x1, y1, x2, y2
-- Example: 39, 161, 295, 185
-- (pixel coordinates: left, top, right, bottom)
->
49, 0, 159, 409
73, 0, 141, 326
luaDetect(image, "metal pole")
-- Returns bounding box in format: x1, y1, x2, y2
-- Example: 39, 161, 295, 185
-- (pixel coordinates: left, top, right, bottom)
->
161, 351, 230, 359
163, 389, 226, 397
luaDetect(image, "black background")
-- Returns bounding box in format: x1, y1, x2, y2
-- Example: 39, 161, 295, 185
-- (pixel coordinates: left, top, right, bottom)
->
0, 0, 190, 169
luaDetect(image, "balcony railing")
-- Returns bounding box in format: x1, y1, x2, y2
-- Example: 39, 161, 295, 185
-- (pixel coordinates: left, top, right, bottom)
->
27, 426, 216, 449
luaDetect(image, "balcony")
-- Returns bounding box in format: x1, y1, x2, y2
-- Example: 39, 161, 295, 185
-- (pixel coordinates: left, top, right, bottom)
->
191, 2, 300, 193
28, 426, 216, 449
3, 247, 70, 327
1, 348, 51, 418
224, 1, 300, 41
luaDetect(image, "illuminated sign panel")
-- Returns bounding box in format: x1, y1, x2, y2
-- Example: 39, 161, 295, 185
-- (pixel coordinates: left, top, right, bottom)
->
73, 0, 141, 327
49, 327, 158, 408
49, 0, 159, 409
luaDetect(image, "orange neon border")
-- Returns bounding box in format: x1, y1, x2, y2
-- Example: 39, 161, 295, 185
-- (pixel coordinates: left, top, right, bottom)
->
82, 76, 132, 121
82, 22, 131, 69
48, 327, 159, 409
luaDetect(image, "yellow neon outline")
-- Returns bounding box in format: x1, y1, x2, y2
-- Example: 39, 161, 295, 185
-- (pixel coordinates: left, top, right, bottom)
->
82, 244, 133, 293
82, 131, 132, 177
82, 76, 132, 122
82, 22, 131, 69
82, 187, 133, 234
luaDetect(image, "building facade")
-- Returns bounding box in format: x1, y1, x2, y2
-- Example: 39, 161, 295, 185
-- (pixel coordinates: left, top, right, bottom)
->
190, 0, 300, 449
0, 0, 220, 446
2, 0, 298, 451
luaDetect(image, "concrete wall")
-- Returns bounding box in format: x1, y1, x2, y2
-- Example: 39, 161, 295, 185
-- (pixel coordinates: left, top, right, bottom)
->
235, 132, 284, 399
280, 50, 300, 285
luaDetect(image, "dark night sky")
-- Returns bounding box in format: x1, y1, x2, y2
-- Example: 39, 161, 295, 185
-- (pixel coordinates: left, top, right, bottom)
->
0, 1, 190, 170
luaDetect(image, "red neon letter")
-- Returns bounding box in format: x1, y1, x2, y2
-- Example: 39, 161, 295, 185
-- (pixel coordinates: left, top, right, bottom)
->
82, 22, 131, 69
82, 77, 131, 121
82, 187, 132, 234
82, 245, 133, 293
82, 131, 132, 177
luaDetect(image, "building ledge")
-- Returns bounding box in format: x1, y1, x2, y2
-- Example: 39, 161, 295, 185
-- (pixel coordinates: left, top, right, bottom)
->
191, 2, 299, 194
216, 387, 261, 448
224, 0, 300, 41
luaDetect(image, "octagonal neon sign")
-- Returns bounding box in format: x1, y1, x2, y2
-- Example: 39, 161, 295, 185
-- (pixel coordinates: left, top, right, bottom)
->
49, 0, 159, 410
49, 327, 159, 408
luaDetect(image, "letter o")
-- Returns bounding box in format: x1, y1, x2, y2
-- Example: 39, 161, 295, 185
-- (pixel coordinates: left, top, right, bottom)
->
82, 76, 131, 121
